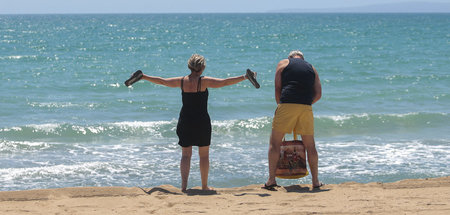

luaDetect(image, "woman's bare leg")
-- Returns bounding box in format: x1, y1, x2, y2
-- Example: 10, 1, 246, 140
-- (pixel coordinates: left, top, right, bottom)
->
180, 146, 192, 192
198, 146, 211, 190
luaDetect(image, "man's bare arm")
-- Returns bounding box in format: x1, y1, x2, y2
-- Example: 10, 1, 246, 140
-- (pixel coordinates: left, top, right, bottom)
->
275, 59, 289, 104
311, 66, 322, 104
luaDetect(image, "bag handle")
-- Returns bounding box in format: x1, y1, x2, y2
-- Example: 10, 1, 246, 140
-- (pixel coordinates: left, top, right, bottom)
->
282, 130, 298, 141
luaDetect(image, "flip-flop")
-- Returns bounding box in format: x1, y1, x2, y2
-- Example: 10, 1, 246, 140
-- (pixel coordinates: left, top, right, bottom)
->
261, 183, 279, 191
246, 69, 260, 89
124, 70, 143, 87
313, 183, 325, 189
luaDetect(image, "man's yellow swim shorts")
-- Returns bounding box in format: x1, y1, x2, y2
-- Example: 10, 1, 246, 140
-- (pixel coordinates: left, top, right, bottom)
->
272, 103, 314, 135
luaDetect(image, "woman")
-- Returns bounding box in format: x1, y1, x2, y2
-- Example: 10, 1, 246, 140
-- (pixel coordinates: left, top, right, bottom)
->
126, 54, 255, 191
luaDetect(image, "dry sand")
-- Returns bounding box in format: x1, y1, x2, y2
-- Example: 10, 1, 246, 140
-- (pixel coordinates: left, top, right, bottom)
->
1, 176, 449, 214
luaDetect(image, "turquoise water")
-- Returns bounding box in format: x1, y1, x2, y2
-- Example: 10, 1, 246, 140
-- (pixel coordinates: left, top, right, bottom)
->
1, 14, 449, 191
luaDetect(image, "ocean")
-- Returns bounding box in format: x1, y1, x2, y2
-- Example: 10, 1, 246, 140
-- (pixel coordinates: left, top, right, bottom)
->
0, 13, 449, 191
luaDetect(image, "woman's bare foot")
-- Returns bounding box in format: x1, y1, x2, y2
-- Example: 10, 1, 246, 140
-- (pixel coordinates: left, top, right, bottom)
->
202, 186, 214, 191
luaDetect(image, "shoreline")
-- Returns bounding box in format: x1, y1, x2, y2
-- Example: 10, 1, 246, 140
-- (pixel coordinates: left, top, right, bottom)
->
1, 176, 449, 214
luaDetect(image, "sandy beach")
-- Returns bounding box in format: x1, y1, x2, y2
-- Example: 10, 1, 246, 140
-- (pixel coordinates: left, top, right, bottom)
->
0, 176, 449, 214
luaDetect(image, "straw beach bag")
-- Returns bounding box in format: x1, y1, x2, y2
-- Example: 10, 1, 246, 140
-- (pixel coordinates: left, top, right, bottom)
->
276, 134, 309, 179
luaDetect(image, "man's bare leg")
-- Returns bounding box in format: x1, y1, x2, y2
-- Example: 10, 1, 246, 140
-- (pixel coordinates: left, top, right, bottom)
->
301, 135, 321, 187
265, 129, 285, 186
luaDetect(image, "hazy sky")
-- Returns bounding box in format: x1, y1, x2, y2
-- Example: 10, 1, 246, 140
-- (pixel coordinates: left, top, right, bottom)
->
1, 0, 449, 14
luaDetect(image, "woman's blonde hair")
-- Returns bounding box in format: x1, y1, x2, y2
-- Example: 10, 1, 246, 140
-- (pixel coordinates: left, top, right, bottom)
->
187, 54, 206, 72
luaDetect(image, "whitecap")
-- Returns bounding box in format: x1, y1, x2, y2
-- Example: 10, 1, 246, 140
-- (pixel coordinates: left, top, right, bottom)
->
0, 140, 50, 152
109, 83, 120, 88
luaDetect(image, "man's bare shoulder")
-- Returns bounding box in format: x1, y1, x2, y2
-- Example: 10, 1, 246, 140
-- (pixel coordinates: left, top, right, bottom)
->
276, 59, 289, 71
278, 59, 289, 64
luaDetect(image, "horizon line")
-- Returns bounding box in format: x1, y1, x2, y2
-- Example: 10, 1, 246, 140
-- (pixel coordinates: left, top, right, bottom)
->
1, 11, 449, 15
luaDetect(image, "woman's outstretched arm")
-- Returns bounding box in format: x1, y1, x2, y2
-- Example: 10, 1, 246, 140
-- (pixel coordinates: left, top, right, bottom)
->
203, 75, 248, 88
141, 74, 182, 88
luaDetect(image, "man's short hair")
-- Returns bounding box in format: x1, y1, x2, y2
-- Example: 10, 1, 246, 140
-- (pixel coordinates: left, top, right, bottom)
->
288, 50, 304, 59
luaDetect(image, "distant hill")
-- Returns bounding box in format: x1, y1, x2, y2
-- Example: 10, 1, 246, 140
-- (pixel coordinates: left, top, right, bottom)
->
270, 2, 450, 13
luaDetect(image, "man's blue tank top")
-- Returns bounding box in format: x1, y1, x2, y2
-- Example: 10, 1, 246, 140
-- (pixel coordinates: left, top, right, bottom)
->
280, 58, 315, 105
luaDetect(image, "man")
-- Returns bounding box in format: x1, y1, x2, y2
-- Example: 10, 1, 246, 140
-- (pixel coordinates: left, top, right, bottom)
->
264, 50, 323, 190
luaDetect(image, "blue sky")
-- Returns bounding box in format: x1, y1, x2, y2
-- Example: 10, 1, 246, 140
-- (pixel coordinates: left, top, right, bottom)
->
1, 0, 449, 14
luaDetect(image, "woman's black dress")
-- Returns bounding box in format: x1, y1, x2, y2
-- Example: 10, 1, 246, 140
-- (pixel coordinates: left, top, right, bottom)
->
176, 76, 211, 147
